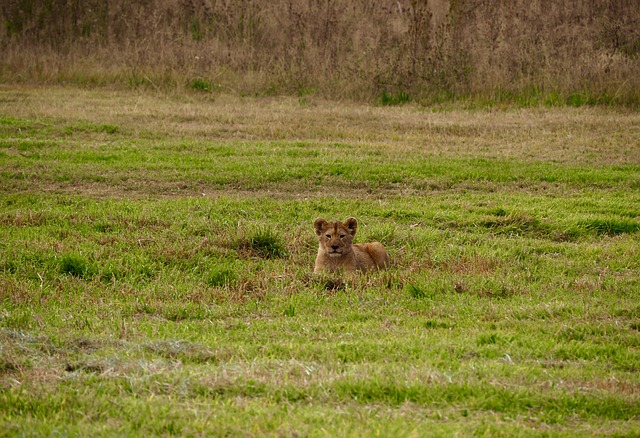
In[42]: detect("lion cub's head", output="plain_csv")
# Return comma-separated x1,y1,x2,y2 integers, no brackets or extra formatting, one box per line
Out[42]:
313,217,358,258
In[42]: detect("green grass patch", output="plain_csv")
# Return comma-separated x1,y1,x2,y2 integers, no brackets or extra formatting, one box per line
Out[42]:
58,253,95,278
190,78,220,93
379,89,411,106
206,262,239,287
236,228,288,259
579,217,640,236
0,87,639,436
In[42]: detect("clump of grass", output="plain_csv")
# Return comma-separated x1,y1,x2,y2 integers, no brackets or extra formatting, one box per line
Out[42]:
580,218,640,236
191,78,213,92
480,211,547,236
191,78,222,93
283,304,295,317
309,273,346,292
240,229,288,259
99,124,118,134
405,283,428,299
206,264,237,287
477,332,503,346
404,278,452,299
59,253,93,278
379,90,410,106
100,262,129,283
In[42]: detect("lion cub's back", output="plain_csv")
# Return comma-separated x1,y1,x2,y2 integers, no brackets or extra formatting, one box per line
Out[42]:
353,242,390,271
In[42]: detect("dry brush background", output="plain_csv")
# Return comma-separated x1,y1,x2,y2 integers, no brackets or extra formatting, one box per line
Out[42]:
1,0,639,104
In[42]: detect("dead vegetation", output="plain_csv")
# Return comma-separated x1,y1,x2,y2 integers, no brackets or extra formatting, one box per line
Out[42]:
1,0,638,104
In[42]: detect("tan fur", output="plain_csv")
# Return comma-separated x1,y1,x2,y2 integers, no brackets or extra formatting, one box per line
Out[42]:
313,217,390,273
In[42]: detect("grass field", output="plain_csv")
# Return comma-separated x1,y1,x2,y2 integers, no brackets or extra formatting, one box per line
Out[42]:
1,85,639,436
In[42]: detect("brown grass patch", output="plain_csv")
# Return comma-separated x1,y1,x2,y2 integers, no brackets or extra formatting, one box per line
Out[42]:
441,255,499,275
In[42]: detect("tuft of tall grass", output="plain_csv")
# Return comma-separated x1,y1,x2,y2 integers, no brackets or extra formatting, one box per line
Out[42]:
206,264,238,287
224,226,289,260
244,229,288,259
59,253,94,279
379,90,411,106
580,218,640,236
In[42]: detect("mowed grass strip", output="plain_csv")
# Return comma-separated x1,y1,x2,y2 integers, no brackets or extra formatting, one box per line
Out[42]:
1,87,639,435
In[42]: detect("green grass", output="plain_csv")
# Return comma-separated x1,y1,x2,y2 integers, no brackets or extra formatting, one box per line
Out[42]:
0,86,639,436
59,252,94,278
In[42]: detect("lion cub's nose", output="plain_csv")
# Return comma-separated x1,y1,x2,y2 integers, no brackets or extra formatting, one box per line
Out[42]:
331,244,340,250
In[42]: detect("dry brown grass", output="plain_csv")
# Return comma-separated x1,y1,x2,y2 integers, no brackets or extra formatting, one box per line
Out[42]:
1,0,638,104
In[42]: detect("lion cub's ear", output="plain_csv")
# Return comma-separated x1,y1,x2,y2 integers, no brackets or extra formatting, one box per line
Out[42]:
343,217,358,236
314,218,329,236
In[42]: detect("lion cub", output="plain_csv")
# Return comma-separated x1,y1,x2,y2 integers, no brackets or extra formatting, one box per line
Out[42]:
313,217,390,273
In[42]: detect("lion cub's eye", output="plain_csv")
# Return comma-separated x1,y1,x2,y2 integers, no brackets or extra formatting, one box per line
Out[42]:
325,234,332,239
339,234,346,239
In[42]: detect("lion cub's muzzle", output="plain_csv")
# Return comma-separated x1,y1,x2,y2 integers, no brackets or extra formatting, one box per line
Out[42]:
328,244,343,257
